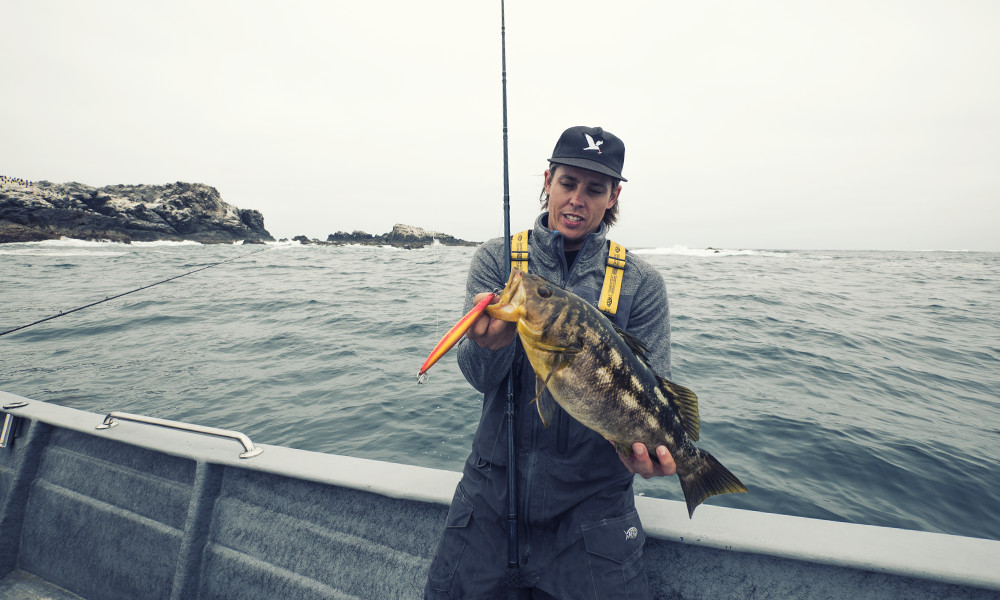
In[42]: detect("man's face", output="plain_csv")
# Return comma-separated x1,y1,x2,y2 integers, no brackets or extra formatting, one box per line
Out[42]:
544,164,620,251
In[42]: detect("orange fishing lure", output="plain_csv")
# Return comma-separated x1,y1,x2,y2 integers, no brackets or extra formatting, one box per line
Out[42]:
417,293,496,382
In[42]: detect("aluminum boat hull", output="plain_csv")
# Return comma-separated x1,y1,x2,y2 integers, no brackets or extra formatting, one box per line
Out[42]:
1,392,997,600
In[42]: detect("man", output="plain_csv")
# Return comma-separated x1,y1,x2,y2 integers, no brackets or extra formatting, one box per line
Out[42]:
425,126,674,599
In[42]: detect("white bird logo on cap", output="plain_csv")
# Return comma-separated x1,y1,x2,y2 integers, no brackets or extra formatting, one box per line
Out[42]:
583,133,603,154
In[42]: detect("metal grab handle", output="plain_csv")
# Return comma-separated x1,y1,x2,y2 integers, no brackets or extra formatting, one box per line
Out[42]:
0,413,18,448
96,411,263,458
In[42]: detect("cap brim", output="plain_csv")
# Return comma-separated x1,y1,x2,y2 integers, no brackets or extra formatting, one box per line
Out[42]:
549,157,627,182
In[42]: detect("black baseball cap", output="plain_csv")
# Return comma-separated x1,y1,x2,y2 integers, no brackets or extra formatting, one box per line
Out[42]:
548,125,627,182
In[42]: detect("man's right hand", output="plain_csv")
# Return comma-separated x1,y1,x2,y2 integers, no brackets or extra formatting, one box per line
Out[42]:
465,292,517,350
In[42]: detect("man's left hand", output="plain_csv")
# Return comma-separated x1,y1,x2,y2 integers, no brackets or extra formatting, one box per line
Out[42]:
618,442,676,479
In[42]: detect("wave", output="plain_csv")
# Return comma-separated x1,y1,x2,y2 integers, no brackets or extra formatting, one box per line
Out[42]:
631,246,795,258
0,237,130,257
0,237,260,256
130,240,205,247
26,237,130,248
4,237,206,248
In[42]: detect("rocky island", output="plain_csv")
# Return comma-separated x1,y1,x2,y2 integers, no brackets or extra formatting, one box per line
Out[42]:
1,176,474,248
0,177,273,244
291,224,478,249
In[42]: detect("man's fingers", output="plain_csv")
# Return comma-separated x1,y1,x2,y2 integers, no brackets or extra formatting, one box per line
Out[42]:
654,445,677,476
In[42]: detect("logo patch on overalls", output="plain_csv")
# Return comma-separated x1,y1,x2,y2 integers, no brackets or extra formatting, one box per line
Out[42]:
624,526,639,541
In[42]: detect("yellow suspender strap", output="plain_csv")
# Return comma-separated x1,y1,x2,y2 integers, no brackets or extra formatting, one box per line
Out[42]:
599,240,626,316
510,231,624,316
511,229,530,273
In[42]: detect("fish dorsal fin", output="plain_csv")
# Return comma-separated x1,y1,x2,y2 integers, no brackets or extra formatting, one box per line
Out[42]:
658,377,700,441
613,323,649,362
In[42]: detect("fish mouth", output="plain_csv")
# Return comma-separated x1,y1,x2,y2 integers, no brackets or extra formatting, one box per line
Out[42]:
485,268,525,322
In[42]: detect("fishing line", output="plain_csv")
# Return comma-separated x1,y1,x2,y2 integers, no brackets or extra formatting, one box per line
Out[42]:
0,246,270,338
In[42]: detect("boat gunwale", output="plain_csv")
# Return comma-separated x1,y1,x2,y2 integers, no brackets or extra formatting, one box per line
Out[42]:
2,390,998,592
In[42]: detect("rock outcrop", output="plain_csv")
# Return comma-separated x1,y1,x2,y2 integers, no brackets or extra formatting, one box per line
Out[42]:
291,224,478,249
0,178,273,244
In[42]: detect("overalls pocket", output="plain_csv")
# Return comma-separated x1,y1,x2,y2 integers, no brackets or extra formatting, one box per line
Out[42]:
581,510,649,599
426,485,475,593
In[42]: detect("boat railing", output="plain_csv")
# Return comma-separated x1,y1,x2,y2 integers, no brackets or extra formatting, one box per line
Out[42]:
95,410,263,458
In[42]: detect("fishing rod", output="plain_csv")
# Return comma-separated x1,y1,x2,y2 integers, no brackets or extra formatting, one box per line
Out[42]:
0,246,269,338
501,3,512,256
500,0,520,595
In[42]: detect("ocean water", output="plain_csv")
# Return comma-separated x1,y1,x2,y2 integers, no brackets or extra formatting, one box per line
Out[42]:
2,239,998,541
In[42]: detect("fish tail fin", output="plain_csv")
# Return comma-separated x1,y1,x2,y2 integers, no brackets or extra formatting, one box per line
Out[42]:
677,448,748,518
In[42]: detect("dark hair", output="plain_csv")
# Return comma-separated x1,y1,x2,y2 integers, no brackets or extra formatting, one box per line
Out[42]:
538,163,621,227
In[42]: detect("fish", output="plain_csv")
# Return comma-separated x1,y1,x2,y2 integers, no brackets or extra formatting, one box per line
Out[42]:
485,268,748,517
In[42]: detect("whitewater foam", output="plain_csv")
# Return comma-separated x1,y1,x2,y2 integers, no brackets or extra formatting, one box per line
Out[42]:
631,246,793,258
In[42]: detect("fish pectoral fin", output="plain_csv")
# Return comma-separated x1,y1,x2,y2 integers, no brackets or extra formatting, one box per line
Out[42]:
658,377,700,441
530,354,574,428
534,386,557,428
531,375,556,428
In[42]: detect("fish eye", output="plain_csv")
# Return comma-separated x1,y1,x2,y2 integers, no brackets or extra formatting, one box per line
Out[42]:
537,285,551,298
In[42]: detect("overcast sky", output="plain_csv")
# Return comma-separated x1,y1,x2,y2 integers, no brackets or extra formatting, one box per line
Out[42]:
2,1,997,250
